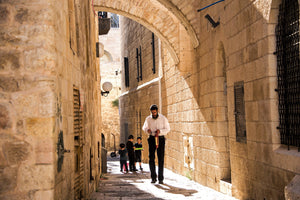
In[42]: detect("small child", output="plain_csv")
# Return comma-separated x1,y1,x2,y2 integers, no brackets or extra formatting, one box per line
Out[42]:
118,143,128,173
126,135,137,171
135,137,143,170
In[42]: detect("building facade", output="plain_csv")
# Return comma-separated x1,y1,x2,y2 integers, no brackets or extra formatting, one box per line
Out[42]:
116,0,300,199
99,12,121,152
0,0,300,200
0,0,102,199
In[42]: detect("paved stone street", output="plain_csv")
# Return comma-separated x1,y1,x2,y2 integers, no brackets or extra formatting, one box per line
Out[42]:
89,157,238,200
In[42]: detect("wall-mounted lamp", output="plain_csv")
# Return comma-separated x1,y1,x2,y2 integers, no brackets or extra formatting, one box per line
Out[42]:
101,81,113,97
205,14,220,28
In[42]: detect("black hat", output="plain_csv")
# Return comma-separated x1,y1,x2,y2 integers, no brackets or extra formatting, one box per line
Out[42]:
150,104,158,110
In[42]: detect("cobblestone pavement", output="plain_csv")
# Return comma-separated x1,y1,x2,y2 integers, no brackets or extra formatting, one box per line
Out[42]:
89,156,238,200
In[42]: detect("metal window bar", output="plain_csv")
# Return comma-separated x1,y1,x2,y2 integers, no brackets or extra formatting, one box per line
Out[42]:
275,0,300,151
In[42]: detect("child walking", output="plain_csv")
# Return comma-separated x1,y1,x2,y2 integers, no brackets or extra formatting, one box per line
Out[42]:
118,143,128,173
126,135,137,171
135,137,143,170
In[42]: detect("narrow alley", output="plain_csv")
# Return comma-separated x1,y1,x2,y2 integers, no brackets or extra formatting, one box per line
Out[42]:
1,0,300,199
90,157,237,200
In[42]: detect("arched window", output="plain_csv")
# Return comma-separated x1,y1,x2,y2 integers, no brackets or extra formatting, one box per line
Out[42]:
275,0,300,151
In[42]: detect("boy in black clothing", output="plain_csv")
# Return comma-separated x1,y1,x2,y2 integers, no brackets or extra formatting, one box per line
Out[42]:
118,143,128,173
126,135,137,171
135,137,143,170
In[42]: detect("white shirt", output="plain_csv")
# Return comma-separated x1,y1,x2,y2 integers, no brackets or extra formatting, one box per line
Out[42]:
142,113,170,136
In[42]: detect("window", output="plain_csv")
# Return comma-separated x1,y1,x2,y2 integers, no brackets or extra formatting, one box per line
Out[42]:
234,81,246,143
124,57,129,87
275,0,300,151
152,33,156,74
136,46,142,82
73,86,83,198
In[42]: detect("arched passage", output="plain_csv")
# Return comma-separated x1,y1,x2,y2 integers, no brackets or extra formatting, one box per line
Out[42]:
93,0,199,71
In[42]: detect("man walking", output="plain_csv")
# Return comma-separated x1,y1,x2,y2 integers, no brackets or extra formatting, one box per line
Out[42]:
142,104,170,184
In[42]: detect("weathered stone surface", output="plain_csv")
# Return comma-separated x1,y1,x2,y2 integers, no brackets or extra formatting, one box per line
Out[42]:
35,152,53,164
12,93,39,117
0,150,7,166
33,190,54,200
0,166,18,193
39,91,55,116
0,6,9,24
25,117,54,137
0,104,10,129
18,165,54,191
16,120,24,135
15,7,28,24
0,77,19,92
0,50,21,70
0,193,31,200
3,140,30,165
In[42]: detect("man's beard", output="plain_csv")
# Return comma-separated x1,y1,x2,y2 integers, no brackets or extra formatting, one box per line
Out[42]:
152,114,159,119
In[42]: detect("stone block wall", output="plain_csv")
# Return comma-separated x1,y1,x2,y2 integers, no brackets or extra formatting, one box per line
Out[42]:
120,16,161,161
1,0,300,199
0,0,102,199
117,0,300,199
99,24,121,152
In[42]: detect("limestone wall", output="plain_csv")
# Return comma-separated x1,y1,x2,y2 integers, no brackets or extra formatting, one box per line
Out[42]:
120,16,161,162
0,0,102,199
1,0,300,199
118,0,300,199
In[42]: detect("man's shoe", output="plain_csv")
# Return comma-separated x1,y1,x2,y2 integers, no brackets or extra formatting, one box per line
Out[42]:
151,179,156,183
159,180,164,184
133,169,138,171
140,167,143,171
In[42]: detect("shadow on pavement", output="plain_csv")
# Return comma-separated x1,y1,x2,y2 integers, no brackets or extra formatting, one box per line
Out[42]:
155,183,198,197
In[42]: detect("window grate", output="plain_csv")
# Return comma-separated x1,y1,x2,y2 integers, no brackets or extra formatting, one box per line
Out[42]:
136,47,143,82
275,0,300,151
73,86,84,199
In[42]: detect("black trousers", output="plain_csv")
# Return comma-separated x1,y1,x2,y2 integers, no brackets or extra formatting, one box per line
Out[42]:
128,154,136,170
120,160,128,172
148,136,165,181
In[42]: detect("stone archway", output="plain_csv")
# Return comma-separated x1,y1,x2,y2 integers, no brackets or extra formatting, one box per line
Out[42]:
93,0,199,72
